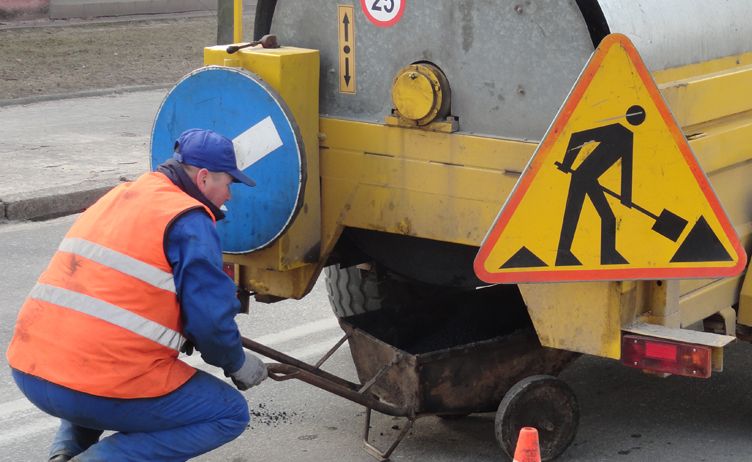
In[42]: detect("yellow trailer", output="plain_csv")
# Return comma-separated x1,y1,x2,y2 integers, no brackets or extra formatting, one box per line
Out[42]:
150,1,752,459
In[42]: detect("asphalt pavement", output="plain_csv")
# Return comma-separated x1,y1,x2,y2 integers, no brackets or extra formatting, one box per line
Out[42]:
0,89,167,221
5,216,752,461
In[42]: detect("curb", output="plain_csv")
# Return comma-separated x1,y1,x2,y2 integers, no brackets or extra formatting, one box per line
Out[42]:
0,178,132,221
0,83,171,108
0,10,217,30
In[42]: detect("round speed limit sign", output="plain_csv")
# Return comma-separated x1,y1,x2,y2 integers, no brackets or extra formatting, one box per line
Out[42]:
360,0,405,27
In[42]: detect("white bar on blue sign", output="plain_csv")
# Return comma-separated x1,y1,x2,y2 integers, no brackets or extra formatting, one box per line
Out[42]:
233,116,284,171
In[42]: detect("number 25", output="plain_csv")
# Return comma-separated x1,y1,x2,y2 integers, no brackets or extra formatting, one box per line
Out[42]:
371,0,395,14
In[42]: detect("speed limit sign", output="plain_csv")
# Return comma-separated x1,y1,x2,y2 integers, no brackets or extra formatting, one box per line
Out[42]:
360,0,405,27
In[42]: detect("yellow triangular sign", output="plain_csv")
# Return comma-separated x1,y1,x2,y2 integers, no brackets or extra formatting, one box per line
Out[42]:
475,34,746,283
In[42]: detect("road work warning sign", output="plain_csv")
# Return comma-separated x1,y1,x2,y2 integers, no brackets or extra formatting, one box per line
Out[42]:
474,33,746,283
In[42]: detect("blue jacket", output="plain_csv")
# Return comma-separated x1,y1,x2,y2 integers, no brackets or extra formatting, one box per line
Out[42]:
166,209,245,375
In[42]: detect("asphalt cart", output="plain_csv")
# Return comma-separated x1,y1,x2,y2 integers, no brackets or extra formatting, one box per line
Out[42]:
242,285,579,461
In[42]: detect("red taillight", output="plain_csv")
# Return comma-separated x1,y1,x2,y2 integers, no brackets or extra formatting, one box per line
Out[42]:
645,342,677,361
621,334,711,378
222,263,235,280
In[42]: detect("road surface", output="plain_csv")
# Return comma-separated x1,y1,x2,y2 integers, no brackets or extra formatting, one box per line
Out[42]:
1,217,751,461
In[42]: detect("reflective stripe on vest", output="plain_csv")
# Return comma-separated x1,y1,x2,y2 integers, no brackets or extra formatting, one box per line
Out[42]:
6,173,211,398
30,283,186,351
58,237,176,293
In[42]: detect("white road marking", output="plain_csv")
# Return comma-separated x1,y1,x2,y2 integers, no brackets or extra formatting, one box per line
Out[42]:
0,396,39,421
233,116,283,171
254,317,340,346
0,417,60,446
0,317,345,447
275,336,349,363
183,317,339,368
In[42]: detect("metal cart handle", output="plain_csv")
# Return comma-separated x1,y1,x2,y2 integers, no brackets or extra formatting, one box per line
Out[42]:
242,335,409,417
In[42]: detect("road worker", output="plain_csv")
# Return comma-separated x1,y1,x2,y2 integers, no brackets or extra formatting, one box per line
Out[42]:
6,128,268,462
555,105,644,266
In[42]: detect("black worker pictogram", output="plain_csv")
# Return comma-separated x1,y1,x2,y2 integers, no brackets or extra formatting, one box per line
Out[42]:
554,105,645,266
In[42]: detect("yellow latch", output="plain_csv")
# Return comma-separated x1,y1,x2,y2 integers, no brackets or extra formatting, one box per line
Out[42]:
391,63,450,126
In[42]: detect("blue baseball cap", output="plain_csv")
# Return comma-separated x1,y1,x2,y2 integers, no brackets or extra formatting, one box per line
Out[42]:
173,128,256,187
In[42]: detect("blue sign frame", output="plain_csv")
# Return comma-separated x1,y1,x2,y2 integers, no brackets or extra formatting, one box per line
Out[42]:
151,66,306,253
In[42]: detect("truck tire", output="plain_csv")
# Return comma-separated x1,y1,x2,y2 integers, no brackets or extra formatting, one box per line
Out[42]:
324,264,449,319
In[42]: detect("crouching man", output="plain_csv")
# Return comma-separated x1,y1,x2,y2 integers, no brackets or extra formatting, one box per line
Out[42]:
7,128,267,461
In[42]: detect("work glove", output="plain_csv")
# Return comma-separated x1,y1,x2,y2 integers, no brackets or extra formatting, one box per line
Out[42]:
229,351,268,391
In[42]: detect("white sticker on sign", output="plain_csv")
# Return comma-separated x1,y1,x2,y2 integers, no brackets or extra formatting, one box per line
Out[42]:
360,0,405,27
233,116,283,171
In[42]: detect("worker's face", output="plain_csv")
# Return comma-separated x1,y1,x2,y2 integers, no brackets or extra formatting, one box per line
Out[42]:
196,168,233,208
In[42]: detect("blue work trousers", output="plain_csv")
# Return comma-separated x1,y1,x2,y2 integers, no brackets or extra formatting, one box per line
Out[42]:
11,369,250,461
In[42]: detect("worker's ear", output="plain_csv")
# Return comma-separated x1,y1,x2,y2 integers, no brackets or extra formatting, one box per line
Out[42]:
195,168,211,193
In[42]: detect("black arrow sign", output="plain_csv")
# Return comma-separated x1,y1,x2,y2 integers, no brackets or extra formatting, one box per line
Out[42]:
344,57,351,87
343,13,350,42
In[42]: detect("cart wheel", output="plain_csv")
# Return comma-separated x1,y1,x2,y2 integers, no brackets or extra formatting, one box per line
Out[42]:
495,375,579,461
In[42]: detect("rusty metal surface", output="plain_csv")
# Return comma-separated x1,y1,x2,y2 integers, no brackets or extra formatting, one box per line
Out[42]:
417,331,578,414
342,321,421,415
341,320,579,416
244,283,578,420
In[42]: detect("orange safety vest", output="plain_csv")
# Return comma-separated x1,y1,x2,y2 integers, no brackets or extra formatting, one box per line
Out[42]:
6,172,215,398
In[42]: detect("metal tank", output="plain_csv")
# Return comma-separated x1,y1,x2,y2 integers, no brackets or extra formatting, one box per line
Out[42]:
272,0,752,139
273,0,594,140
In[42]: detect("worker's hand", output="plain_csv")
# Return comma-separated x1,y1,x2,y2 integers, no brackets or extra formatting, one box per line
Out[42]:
230,352,268,391
554,161,570,173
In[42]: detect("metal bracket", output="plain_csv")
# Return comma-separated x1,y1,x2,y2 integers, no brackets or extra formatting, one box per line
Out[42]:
384,114,459,133
359,354,402,394
314,333,350,368
362,407,415,462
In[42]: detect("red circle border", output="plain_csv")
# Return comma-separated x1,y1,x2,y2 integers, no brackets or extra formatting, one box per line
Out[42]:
360,0,406,27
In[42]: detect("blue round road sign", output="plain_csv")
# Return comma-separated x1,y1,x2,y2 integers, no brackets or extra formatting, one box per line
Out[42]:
151,66,305,253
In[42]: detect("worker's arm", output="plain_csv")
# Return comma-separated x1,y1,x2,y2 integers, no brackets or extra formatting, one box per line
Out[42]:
559,129,596,172
166,208,245,375
559,135,583,172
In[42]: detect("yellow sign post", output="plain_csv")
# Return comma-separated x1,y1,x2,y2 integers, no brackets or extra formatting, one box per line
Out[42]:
475,34,746,283
338,5,356,94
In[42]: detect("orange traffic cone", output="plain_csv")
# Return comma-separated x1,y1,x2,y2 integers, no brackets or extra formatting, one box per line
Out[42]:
513,427,541,462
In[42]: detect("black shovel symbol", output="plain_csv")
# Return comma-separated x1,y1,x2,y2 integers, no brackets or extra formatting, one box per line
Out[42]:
554,161,688,241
